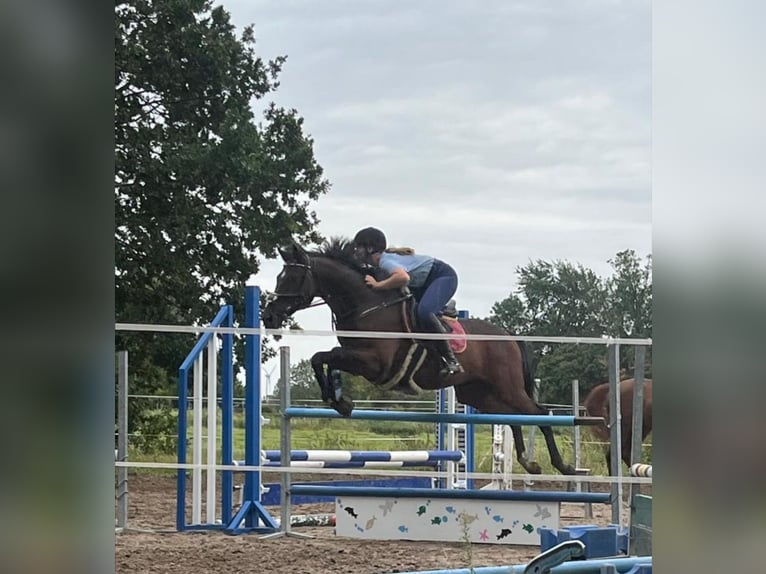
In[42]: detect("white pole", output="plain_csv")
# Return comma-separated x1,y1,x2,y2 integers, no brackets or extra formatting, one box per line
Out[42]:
502,425,513,490
206,340,218,524
116,351,129,530
572,379,581,486
608,344,623,525
446,387,456,489
192,353,203,525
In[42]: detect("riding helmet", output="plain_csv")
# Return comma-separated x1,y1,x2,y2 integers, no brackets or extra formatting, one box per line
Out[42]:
353,227,387,253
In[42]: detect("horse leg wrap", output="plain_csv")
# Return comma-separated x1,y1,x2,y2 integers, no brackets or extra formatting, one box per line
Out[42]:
330,369,343,402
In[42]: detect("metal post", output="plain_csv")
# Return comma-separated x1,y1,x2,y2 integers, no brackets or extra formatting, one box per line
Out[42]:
524,378,541,490
572,378,592,519
631,347,646,466
572,379,581,477
261,346,312,540
630,346,646,503
116,351,128,530
608,344,623,525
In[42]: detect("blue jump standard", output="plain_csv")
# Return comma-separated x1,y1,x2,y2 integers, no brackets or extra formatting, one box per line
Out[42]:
284,407,602,427
289,485,610,504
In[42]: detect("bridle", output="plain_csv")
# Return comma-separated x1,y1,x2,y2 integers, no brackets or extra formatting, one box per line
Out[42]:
271,261,325,313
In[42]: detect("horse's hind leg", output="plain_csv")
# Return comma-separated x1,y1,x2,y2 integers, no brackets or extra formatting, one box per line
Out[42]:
539,425,576,475
510,425,542,474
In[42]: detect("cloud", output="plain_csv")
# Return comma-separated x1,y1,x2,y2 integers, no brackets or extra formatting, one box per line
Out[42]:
226,0,651,376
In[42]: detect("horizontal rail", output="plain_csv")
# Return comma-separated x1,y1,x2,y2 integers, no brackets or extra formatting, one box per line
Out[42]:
284,407,603,427
290,485,611,504
113,461,653,485
260,461,441,469
261,449,463,463
116,322,652,346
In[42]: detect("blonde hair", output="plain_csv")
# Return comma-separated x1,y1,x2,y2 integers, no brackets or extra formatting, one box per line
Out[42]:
385,247,415,255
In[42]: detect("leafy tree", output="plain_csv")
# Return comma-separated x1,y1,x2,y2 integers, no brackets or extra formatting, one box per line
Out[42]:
488,254,651,404
604,250,652,376
115,0,329,402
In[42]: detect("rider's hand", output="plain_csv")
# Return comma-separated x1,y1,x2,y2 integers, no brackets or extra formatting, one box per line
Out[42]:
364,275,378,288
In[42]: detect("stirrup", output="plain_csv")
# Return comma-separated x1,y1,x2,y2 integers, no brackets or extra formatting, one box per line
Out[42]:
440,360,463,377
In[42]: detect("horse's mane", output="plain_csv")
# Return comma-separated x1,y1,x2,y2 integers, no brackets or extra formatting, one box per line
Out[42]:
309,237,369,275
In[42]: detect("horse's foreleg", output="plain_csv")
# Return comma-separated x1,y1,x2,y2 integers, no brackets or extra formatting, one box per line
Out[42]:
310,348,385,417
310,353,332,402
510,425,542,474
539,426,576,475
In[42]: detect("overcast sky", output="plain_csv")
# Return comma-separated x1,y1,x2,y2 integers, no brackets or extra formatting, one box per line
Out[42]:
221,0,651,393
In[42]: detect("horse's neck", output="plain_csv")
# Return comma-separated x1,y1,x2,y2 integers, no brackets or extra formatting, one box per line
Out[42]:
312,257,378,318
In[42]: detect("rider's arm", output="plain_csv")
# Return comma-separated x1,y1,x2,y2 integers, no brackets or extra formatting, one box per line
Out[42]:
366,267,409,290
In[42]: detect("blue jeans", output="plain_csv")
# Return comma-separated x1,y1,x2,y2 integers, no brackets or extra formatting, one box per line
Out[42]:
414,260,458,326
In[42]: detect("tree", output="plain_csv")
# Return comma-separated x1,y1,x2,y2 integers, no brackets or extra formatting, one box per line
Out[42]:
115,0,329,397
114,1,330,450
605,250,652,338
604,250,652,376
488,254,651,405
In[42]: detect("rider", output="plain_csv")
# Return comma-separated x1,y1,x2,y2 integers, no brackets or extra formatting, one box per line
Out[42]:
352,227,463,376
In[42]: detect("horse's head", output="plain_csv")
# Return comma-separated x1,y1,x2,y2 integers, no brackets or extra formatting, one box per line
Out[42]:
262,241,317,329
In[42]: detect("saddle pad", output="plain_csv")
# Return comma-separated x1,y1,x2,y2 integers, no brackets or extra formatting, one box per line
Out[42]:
442,317,468,354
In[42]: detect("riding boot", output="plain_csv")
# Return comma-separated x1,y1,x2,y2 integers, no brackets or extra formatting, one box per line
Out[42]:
425,313,463,376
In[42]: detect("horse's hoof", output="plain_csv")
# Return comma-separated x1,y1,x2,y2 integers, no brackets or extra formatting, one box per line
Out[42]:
560,464,577,476
331,398,354,417
526,462,543,474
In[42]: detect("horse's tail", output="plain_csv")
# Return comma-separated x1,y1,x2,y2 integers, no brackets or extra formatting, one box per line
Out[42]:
517,340,537,402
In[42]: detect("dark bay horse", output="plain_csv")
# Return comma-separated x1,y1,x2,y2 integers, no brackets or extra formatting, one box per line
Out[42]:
261,238,577,475
583,378,653,472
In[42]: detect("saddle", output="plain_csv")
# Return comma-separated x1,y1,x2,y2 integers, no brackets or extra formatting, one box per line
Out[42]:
403,291,467,354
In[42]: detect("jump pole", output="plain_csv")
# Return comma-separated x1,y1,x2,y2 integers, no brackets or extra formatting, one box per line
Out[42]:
285,408,602,426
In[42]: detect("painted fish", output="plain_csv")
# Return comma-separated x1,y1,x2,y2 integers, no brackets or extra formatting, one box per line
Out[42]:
496,528,513,540
417,506,427,516
522,523,534,534
398,525,409,533
492,515,503,523
344,507,358,519
365,516,377,530
445,506,456,514
378,500,396,516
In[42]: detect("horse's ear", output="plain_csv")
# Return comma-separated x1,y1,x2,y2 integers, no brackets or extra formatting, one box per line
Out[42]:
278,240,308,263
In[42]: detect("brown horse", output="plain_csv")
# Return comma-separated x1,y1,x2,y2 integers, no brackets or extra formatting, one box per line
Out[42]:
262,238,577,475
583,378,653,472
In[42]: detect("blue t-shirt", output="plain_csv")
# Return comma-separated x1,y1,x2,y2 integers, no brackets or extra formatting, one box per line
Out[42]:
378,252,434,289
